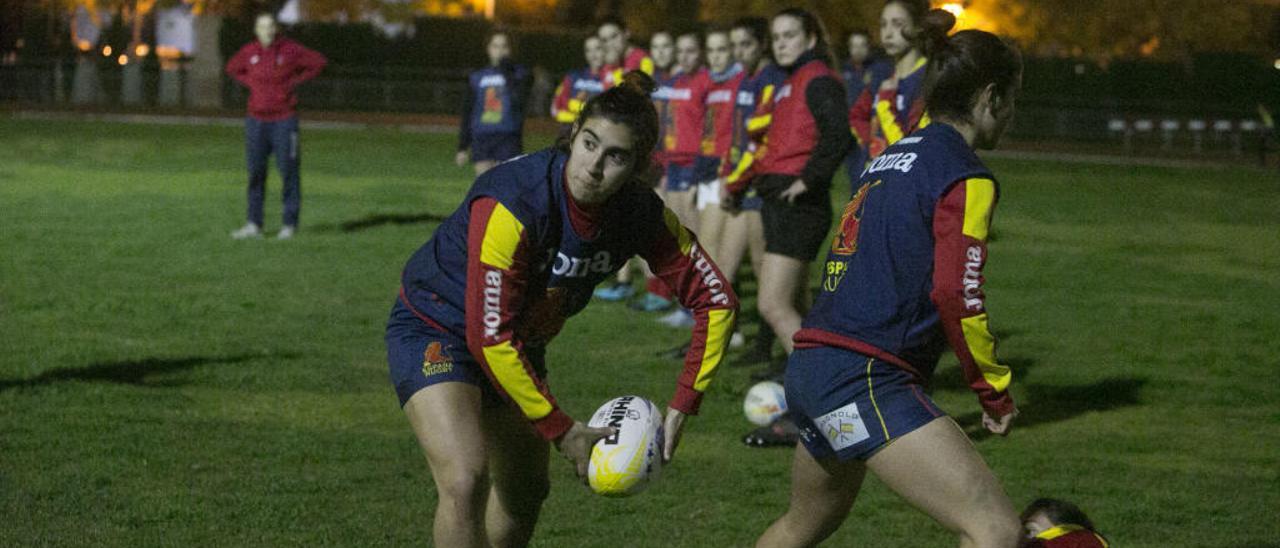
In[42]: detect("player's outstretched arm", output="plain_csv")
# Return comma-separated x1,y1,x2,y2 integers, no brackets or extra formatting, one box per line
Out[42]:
929,178,1016,433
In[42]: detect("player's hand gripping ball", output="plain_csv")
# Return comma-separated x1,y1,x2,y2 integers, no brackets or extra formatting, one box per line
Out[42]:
586,396,664,497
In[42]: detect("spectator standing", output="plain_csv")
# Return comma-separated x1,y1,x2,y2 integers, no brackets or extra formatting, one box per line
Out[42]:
225,12,326,240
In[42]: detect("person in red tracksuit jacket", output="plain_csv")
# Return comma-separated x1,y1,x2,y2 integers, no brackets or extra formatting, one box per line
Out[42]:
225,12,326,241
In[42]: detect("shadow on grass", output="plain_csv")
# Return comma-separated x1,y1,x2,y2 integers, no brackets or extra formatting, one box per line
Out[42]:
0,354,285,391
931,356,1040,392
314,212,448,233
1215,542,1280,548
957,376,1148,442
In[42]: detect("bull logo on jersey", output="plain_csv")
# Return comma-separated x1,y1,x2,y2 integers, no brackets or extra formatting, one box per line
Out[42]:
482,87,504,124
422,342,454,377
831,179,882,256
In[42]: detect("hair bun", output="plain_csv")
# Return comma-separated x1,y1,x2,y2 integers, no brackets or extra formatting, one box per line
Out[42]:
619,70,657,96
923,8,957,36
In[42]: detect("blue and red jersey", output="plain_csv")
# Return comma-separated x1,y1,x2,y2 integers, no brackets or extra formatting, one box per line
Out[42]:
459,61,531,151
397,149,738,439
720,63,786,185
551,67,605,125
224,38,327,121
700,66,744,161
795,122,1015,418
601,47,656,88
1024,525,1109,548
850,57,930,160
840,57,893,110
654,68,711,168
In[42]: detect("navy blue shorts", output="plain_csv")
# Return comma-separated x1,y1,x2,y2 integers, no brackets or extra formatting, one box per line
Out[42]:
385,298,545,407
694,156,721,183
785,346,945,461
470,132,523,163
665,162,697,192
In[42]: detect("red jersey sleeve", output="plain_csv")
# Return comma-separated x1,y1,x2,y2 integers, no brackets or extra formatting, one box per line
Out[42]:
465,197,575,440
640,207,739,414
287,43,327,89
849,86,874,149
930,179,1015,418
224,44,252,86
551,75,575,123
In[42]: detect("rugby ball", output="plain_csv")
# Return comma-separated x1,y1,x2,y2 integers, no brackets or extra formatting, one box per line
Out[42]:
586,395,664,497
743,381,787,426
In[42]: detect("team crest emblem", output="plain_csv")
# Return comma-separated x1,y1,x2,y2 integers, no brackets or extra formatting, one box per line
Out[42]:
831,179,882,256
422,342,454,376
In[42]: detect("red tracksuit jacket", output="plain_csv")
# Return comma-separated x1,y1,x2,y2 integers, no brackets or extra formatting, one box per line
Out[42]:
225,38,327,121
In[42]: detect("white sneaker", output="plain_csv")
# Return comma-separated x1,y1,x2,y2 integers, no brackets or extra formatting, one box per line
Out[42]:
657,309,695,329
277,225,296,240
231,223,263,239
730,331,746,349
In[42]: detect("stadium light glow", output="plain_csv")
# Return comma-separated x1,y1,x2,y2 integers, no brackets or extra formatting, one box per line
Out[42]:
76,39,91,52
117,54,128,66
1274,58,1280,70
135,44,150,57
940,2,965,17
102,45,113,57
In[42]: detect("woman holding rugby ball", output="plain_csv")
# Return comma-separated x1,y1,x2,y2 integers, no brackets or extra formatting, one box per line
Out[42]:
756,21,1025,548
388,71,737,548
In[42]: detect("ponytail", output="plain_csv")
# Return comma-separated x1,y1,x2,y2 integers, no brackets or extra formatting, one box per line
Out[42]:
923,29,1022,124
563,70,660,164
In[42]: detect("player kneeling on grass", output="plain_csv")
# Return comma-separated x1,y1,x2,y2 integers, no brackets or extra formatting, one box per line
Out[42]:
755,23,1025,548
386,71,738,548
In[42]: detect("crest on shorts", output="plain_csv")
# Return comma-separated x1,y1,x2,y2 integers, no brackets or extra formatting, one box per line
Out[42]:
814,402,871,451
422,342,454,376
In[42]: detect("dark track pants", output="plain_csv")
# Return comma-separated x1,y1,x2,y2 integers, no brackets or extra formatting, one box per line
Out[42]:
245,116,301,227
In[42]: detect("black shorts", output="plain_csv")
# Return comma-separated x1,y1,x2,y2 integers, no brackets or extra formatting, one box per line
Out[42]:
757,175,832,261
470,132,523,163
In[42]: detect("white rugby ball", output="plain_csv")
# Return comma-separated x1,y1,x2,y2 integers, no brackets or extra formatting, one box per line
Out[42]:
743,381,787,426
586,395,664,497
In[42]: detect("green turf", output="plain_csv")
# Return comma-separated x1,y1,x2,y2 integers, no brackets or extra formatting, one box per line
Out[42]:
1,118,1278,547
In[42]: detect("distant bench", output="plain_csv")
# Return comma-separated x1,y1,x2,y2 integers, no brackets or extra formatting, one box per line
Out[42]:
1108,117,1274,163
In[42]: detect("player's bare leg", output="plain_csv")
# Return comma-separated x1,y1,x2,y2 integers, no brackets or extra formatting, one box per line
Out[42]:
757,252,807,354
483,401,551,547
755,444,865,547
404,383,490,548
867,417,1021,548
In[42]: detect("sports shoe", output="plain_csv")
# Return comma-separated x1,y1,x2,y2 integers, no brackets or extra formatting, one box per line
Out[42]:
657,308,694,328
277,225,296,240
628,292,673,312
729,331,746,349
742,414,801,447
593,282,636,302
231,223,263,240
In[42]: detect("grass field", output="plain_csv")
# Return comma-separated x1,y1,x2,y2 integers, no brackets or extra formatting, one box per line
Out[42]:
2,117,1278,547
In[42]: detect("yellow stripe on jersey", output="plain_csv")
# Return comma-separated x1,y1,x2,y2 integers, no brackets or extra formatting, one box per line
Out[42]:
726,150,755,184
961,178,996,240
875,98,904,144
746,114,772,133
479,202,525,269
661,208,694,255
693,308,735,392
760,84,775,105
1036,524,1086,541
640,57,655,76
960,313,1011,392
555,110,578,123
919,110,931,129
482,341,555,420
